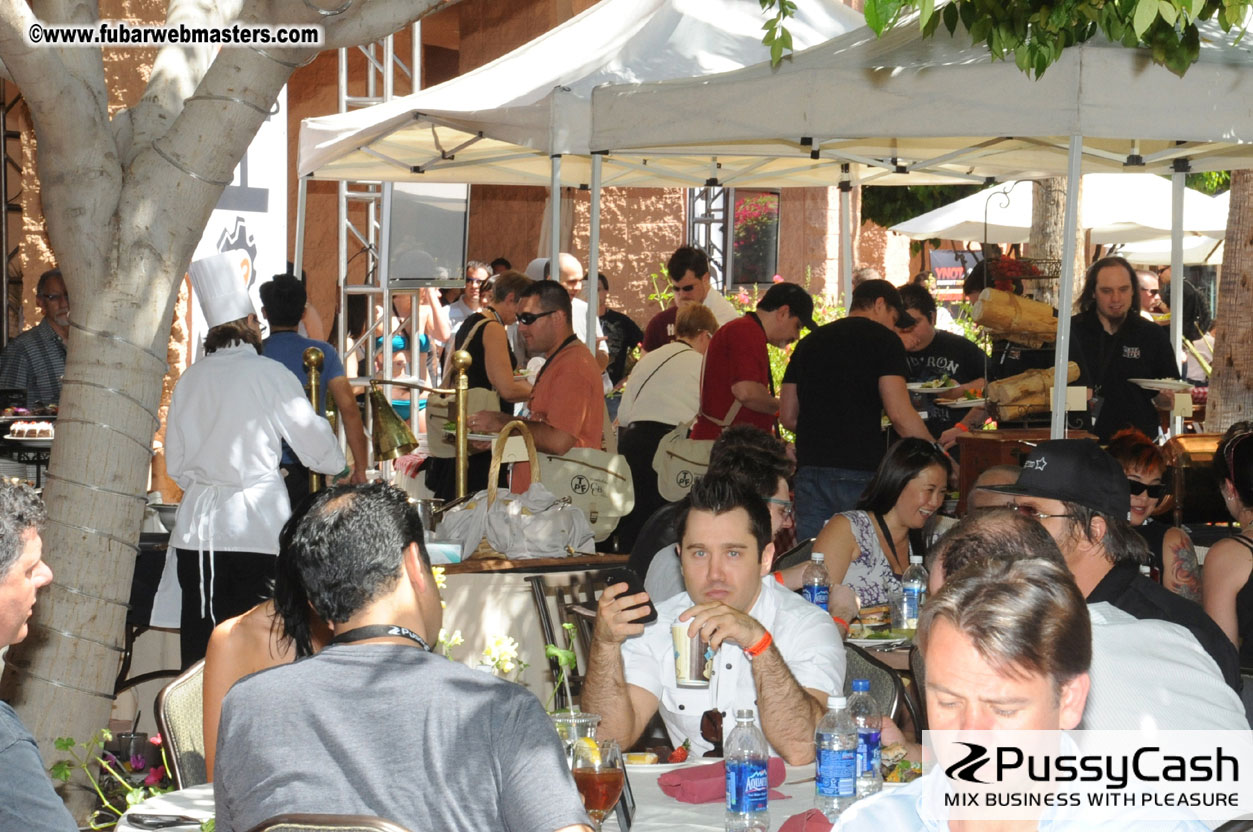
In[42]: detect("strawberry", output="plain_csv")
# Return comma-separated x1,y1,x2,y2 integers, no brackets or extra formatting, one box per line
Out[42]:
668,739,691,763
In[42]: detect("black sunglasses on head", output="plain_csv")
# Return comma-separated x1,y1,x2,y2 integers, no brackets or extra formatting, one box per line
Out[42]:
517,310,558,326
1127,479,1167,499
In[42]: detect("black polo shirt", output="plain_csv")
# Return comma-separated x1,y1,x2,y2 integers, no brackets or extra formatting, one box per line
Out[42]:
1071,309,1179,441
906,329,987,436
1087,562,1241,693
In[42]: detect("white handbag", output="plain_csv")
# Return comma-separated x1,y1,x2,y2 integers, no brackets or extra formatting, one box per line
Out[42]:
652,420,714,502
438,421,595,560
539,407,635,543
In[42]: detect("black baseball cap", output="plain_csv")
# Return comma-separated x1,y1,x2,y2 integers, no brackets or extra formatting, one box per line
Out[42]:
758,282,817,331
981,439,1131,519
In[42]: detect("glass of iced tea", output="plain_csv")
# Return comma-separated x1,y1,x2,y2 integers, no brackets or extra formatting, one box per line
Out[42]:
571,738,625,831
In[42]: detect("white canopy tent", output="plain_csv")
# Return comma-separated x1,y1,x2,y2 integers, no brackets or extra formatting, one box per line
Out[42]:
295,0,865,352
891,174,1229,244
590,16,1253,436
1116,235,1225,266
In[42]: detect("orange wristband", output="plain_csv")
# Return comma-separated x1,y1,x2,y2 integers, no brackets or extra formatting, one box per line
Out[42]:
955,422,970,432
831,616,849,633
744,631,773,658
773,571,785,584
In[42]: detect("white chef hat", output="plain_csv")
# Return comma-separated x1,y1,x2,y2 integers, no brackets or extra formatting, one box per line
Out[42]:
189,252,255,328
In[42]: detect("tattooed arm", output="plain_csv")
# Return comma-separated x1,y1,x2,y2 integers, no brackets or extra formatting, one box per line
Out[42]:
1162,527,1202,603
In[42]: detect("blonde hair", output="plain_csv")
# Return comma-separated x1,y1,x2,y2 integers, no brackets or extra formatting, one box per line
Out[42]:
676,303,717,339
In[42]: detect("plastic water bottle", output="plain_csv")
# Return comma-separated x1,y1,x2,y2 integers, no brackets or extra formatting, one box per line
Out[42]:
801,552,830,611
815,695,858,820
900,554,928,634
849,679,883,797
724,709,769,832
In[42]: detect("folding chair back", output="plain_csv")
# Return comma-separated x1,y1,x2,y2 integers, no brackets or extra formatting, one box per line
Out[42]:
154,659,207,789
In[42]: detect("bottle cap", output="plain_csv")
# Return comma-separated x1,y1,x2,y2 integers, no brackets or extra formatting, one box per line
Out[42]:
735,708,755,721
1139,564,1151,576
828,695,847,710
910,554,923,564
812,552,825,563
851,678,870,692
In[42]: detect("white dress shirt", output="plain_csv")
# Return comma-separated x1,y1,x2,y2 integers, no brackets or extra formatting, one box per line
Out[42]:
704,288,740,327
1082,602,1249,730
165,344,346,556
616,341,702,428
622,576,844,756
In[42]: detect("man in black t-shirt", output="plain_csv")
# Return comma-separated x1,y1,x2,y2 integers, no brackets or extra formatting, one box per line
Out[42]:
596,274,643,388
1070,257,1179,442
780,280,935,541
899,284,988,448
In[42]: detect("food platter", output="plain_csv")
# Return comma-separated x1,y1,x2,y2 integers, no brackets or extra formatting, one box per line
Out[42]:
1128,378,1194,393
6,436,52,449
907,382,959,394
940,397,986,409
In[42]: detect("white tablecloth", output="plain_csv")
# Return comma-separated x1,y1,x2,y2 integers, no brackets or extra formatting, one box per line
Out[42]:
117,764,826,831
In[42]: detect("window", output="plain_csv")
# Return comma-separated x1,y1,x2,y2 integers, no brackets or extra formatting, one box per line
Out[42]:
730,190,780,286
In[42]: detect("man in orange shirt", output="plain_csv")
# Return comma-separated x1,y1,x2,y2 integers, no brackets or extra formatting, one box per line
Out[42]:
473,281,604,490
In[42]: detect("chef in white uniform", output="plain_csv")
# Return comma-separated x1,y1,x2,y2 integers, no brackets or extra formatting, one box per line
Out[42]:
166,253,346,667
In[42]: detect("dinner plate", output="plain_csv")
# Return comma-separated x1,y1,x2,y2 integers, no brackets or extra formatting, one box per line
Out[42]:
1128,378,1193,393
625,760,693,774
442,427,497,442
5,435,52,448
848,637,910,650
940,397,986,409
907,383,959,394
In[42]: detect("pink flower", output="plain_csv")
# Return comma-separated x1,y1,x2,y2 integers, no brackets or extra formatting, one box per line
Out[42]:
736,291,750,305
144,765,166,786
129,754,146,771
149,734,163,746
771,274,783,283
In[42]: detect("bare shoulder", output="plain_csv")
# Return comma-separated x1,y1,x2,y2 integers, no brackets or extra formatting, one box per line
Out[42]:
206,600,293,677
1202,537,1253,578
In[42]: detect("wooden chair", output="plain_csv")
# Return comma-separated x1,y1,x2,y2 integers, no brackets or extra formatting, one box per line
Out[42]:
245,815,413,832
154,659,207,789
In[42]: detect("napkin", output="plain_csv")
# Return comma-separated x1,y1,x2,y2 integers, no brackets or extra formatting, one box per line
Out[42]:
779,808,837,831
658,757,789,804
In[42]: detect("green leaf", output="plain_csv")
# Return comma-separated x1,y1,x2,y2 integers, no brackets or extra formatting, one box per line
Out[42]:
864,0,885,34
50,761,72,782
770,36,784,65
1133,0,1160,37
969,16,993,42
960,1,977,29
126,789,147,807
1158,0,1179,25
922,8,942,36
780,27,793,50
919,0,936,30
943,2,959,34
54,737,77,751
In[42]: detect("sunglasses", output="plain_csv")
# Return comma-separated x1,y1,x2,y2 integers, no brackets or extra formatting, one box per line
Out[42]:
700,708,723,758
517,310,557,326
764,497,794,520
1127,479,1167,499
1008,503,1073,522
673,283,701,294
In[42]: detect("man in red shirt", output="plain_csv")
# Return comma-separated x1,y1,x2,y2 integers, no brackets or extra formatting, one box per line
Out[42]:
691,282,815,441
641,245,739,352
474,281,604,491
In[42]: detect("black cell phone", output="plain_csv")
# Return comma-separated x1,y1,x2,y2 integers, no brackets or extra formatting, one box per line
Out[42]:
602,567,658,624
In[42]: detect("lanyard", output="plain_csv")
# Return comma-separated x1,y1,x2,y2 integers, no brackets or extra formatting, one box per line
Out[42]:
330,624,431,651
873,512,907,577
533,333,580,389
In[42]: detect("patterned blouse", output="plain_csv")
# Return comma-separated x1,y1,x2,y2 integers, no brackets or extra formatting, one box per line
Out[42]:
838,510,908,608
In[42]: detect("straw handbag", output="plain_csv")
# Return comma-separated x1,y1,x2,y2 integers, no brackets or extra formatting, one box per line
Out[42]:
439,420,595,560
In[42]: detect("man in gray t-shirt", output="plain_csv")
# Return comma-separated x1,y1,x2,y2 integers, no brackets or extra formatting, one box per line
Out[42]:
213,484,590,832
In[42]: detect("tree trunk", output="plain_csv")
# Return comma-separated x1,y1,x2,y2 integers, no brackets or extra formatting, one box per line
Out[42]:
1205,169,1253,431
0,0,455,818
1027,177,1085,309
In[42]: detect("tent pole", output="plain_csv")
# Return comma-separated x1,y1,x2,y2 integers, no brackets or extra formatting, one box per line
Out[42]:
294,176,308,279
839,164,852,305
550,155,562,280
588,154,603,345
1170,163,1187,436
1051,136,1083,439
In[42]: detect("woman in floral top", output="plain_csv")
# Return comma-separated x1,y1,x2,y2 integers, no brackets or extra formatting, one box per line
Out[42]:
812,439,951,607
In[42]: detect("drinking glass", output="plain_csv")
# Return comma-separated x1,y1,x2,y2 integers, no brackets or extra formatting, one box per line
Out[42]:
550,710,601,767
571,738,625,831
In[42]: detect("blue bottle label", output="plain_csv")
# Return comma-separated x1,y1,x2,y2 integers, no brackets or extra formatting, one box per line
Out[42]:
856,729,881,775
903,585,924,623
801,584,829,611
726,760,769,812
816,743,856,798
